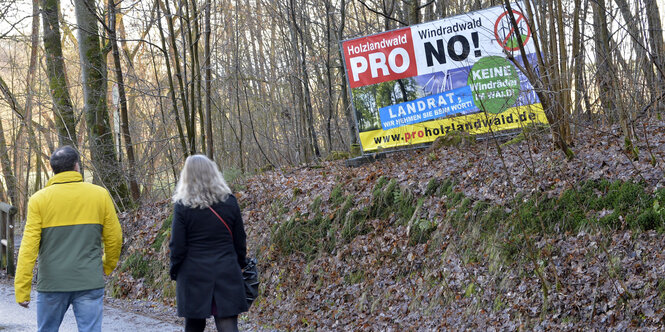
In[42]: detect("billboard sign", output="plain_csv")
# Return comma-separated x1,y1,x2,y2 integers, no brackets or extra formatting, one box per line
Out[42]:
342,2,548,152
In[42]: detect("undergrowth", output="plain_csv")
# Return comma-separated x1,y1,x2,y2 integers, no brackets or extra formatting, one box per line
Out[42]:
108,215,173,300
152,215,172,250
271,177,428,259
113,176,665,309
270,177,665,264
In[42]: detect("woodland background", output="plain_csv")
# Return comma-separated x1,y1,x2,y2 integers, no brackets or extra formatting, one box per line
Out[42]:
2,0,665,329
0,0,663,217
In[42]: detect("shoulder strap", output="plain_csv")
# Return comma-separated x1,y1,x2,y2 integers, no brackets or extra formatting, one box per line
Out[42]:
208,206,233,239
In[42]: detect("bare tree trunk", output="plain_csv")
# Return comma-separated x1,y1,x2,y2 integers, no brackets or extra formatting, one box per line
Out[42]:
0,76,20,206
324,0,334,153
25,0,39,126
590,0,633,148
17,0,43,213
591,0,616,119
74,0,132,208
336,0,358,147
148,32,179,179
162,0,193,155
614,0,656,99
41,0,77,147
571,0,582,121
188,0,204,154
108,0,141,201
424,0,434,21
436,0,446,18
572,0,590,124
407,0,421,24
554,0,571,143
204,0,214,159
243,86,274,167
182,0,199,153
383,0,397,30
234,2,245,172
290,0,321,160
645,0,665,95
156,0,189,156
504,0,573,159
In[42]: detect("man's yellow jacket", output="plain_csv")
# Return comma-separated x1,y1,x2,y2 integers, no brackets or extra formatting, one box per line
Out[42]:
14,171,122,303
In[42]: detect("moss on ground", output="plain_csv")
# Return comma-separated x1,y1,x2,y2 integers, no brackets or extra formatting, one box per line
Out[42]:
114,176,665,303
151,214,172,250
268,177,665,264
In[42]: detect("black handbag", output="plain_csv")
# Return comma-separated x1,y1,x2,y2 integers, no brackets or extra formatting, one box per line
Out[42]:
243,258,259,307
209,207,260,308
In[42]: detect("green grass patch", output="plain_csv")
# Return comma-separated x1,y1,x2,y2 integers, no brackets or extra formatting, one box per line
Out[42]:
271,176,424,262
325,151,350,161
120,252,159,282
272,215,313,259
367,178,418,223
409,217,437,245
426,179,665,275
344,270,365,284
330,184,345,205
515,180,658,233
341,207,370,242
272,196,337,260
657,279,665,302
151,214,172,250
270,177,665,267
223,167,247,192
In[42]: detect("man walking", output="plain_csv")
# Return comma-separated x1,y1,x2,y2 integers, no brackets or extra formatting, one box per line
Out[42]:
14,146,123,332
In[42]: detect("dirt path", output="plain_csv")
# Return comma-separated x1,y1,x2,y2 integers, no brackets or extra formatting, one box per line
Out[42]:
1,277,268,331
0,281,182,331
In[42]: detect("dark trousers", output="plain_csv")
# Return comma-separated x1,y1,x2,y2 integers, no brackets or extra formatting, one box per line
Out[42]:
184,316,239,332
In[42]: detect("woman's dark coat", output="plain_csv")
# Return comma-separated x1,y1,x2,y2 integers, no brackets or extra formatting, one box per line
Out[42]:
169,194,248,318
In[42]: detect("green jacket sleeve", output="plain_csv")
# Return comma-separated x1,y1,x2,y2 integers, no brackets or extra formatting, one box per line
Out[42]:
101,192,122,275
14,198,42,303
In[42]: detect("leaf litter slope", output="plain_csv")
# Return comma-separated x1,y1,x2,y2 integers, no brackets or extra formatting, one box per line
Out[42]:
118,116,665,330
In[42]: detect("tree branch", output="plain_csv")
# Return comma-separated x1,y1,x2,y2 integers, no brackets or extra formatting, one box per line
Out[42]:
418,0,436,10
356,0,408,27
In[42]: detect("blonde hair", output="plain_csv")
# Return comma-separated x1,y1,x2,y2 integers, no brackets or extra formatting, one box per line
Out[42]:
172,155,232,208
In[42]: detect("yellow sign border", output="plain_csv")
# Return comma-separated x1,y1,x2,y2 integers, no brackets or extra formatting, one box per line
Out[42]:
359,103,548,152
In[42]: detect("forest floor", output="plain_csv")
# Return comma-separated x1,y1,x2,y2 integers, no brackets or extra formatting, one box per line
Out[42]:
111,115,665,330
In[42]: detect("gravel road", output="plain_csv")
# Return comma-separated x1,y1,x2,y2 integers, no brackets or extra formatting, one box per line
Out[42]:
0,281,181,331
1,234,265,332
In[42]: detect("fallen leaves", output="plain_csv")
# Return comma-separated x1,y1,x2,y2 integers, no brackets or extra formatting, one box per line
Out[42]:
108,116,665,330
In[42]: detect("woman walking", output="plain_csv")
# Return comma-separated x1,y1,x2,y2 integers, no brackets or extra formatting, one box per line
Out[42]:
170,155,248,332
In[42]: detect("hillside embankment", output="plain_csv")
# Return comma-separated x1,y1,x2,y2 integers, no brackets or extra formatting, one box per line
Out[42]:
111,117,665,330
